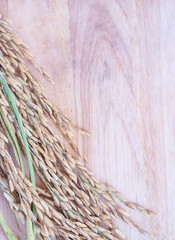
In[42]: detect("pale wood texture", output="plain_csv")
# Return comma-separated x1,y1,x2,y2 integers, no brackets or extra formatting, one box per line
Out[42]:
0,0,174,239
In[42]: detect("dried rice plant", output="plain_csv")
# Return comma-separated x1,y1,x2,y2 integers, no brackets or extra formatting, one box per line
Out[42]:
0,14,155,240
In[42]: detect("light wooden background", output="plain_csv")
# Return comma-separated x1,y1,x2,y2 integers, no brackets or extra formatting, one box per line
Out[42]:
0,0,174,239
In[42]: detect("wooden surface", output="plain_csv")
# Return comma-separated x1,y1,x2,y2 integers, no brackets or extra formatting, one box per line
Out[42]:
0,0,174,239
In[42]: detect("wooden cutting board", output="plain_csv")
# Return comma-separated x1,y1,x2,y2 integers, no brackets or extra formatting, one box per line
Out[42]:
0,0,174,239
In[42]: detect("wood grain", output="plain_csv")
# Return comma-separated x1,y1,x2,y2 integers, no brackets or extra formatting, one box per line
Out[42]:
0,0,174,239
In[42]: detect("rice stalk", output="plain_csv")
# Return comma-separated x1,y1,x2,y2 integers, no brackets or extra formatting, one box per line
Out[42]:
0,73,36,239
0,211,19,240
0,68,153,238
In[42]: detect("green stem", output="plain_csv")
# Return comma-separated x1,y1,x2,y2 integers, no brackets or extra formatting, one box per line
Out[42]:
0,73,36,190
0,72,36,239
0,211,19,240
0,110,34,240
0,110,25,173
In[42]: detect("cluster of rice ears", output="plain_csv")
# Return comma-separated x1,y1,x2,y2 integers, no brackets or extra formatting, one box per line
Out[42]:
0,14,155,240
